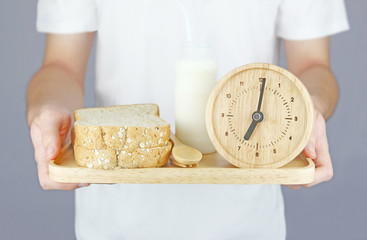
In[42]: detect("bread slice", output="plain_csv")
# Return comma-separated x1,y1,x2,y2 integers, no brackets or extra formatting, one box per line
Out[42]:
73,104,170,150
73,142,172,169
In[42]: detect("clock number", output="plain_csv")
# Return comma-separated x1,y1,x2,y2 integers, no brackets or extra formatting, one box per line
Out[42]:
221,113,224,117
226,94,231,98
294,116,298,121
240,81,244,86
289,136,292,141
273,149,277,154
278,83,281,88
291,97,294,102
225,131,228,136
238,146,241,151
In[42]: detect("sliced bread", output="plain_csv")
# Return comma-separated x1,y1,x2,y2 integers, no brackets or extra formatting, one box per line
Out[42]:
73,104,170,149
72,104,172,169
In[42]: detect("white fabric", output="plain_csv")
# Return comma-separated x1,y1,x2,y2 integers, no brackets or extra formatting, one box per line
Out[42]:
37,0,349,239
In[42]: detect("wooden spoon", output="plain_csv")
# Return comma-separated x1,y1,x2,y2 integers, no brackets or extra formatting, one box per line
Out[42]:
170,133,202,168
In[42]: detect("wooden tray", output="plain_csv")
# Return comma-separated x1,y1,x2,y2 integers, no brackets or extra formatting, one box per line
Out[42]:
49,145,314,184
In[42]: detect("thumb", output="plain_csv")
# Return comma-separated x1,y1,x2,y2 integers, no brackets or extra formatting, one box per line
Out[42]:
303,135,316,159
40,114,64,160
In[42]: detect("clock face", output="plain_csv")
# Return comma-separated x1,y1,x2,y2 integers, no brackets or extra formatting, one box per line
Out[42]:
206,63,314,168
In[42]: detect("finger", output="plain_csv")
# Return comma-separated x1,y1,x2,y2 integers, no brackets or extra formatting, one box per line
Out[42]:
39,169,90,190
303,148,332,188
30,121,45,163
38,150,90,190
302,131,332,188
303,133,317,159
59,115,72,146
39,173,90,190
31,122,88,190
284,184,301,190
39,111,64,159
36,149,81,190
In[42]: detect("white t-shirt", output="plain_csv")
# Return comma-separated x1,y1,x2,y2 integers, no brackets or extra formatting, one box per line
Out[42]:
37,1,348,239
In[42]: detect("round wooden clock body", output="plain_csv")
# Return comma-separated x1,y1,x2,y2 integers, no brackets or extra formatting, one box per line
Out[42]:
206,63,314,168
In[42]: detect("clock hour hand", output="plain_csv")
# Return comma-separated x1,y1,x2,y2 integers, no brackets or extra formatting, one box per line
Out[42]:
244,112,263,140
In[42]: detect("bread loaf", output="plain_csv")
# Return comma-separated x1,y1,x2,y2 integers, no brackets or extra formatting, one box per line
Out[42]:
73,104,170,149
72,104,172,169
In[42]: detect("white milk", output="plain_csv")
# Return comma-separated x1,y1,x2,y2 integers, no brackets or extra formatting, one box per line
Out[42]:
175,43,217,154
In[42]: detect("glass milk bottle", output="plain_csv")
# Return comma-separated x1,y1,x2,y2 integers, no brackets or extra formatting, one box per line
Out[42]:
175,42,217,154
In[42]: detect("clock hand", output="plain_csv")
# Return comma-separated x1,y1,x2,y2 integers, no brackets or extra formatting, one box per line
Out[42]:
257,78,266,112
244,112,263,140
244,78,266,140
244,118,258,140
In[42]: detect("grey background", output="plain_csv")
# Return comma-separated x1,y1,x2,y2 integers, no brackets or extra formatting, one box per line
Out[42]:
0,1,366,239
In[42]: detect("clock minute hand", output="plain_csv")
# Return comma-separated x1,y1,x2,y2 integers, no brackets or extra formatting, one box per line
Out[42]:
244,78,266,140
257,78,266,112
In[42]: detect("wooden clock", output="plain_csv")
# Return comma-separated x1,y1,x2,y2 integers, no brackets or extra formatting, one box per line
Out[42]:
206,63,314,168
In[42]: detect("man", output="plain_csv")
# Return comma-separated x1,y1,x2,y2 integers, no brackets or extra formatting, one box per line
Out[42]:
27,0,348,239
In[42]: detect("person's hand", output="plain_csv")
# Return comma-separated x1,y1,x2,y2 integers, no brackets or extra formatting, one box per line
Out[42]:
29,103,90,190
287,109,333,190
